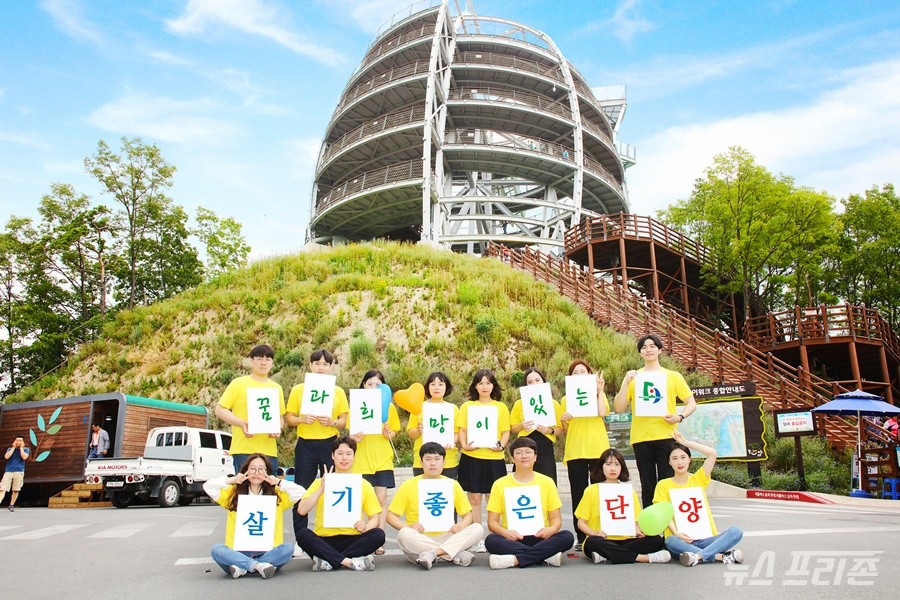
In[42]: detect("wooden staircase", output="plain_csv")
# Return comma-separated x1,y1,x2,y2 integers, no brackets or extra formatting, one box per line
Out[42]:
48,483,112,508
486,243,892,449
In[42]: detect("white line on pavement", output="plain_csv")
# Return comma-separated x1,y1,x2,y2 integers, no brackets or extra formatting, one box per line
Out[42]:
1,524,90,540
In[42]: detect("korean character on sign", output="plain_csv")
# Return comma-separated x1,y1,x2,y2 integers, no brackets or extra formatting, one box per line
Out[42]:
678,497,704,523
360,401,374,421
429,414,450,433
576,387,589,407
529,395,548,416
604,494,628,520
331,486,353,511
512,493,538,519
310,389,330,404
423,491,449,517
475,415,490,430
242,510,268,536
256,395,272,421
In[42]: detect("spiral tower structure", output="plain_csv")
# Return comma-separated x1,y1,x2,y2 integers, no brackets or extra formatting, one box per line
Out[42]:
310,0,634,253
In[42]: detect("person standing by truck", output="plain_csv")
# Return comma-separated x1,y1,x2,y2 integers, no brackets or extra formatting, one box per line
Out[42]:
215,344,286,472
88,423,110,459
1,436,30,511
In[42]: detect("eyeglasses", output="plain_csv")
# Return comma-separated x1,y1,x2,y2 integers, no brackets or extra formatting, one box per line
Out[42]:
246,467,268,473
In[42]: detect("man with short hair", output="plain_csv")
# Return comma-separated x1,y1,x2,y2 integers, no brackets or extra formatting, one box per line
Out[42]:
1,437,30,511
296,436,384,571
88,423,110,459
485,437,574,568
387,442,484,569
215,344,285,472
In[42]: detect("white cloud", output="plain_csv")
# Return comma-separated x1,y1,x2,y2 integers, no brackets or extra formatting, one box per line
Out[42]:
284,136,324,181
0,131,51,150
582,0,655,43
40,0,103,44
165,0,345,66
87,89,237,145
626,58,900,214
146,50,195,67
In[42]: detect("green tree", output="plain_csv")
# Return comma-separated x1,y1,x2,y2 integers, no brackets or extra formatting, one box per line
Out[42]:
195,207,251,277
85,137,202,306
661,146,835,319
0,229,26,395
825,184,900,329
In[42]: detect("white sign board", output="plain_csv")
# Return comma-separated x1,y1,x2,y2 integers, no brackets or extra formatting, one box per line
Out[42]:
519,383,556,428
598,483,636,537
565,375,599,418
422,403,455,447
349,388,383,435
633,373,668,417
417,478,455,532
467,404,498,448
233,494,278,551
670,487,714,540
504,485,543,536
246,388,281,434
300,373,337,417
323,473,363,529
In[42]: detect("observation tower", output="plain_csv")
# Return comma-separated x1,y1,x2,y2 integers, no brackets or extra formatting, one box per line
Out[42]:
309,0,635,253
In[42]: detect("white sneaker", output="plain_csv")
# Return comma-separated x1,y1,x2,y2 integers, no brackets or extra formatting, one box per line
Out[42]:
256,562,276,579
544,552,562,567
589,552,607,564
293,543,304,558
229,565,247,579
416,550,437,570
648,550,671,564
722,549,743,564
312,557,332,572
453,550,474,567
680,552,700,567
351,555,375,571
470,539,487,553
489,554,517,569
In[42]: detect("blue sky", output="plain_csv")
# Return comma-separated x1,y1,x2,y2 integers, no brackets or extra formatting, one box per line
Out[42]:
2,0,899,259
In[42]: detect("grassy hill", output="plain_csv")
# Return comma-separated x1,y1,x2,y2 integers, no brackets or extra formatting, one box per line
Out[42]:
9,241,707,465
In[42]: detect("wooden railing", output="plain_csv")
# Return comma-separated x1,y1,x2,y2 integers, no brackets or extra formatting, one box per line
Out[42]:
486,242,890,449
565,213,712,265
744,303,900,363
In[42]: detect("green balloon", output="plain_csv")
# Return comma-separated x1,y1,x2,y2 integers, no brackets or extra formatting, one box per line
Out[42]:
638,501,674,536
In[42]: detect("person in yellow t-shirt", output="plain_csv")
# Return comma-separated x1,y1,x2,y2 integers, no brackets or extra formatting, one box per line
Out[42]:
484,437,574,569
407,372,460,479
387,442,484,569
286,349,350,537
653,431,744,567
349,369,399,556
215,344,285,472
613,334,697,509
205,454,306,579
559,359,610,546
458,369,510,548
296,436,385,571
576,448,669,565
509,368,563,483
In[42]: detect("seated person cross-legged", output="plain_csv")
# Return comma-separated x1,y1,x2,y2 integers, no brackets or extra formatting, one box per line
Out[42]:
484,437,574,569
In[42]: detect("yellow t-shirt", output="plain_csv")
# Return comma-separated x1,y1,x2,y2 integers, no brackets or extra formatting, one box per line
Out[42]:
652,469,717,538
509,399,562,443
286,382,350,440
303,477,382,537
486,472,562,530
350,403,401,475
459,400,510,460
218,375,285,456
560,395,610,462
388,475,472,536
407,400,460,468
625,368,692,444
218,485,294,548
574,483,642,541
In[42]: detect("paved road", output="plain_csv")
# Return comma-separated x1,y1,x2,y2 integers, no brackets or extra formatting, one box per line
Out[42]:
3,496,897,600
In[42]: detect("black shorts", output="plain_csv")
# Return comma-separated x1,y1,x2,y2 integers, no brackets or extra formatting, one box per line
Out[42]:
458,454,508,493
361,469,396,488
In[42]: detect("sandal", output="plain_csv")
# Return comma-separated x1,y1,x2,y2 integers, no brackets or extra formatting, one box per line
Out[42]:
375,547,386,555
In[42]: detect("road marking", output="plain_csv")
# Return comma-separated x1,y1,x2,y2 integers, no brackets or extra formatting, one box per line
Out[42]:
0,526,21,533
1,524,90,540
88,523,153,538
170,522,218,537
745,525,900,537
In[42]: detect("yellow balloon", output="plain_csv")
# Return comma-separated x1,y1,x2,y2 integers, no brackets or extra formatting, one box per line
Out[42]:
394,382,425,414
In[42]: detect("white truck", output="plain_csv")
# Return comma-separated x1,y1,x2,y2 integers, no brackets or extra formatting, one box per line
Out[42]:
84,426,234,508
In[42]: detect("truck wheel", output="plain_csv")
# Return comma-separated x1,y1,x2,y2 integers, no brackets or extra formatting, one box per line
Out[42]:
157,479,181,508
111,492,135,509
